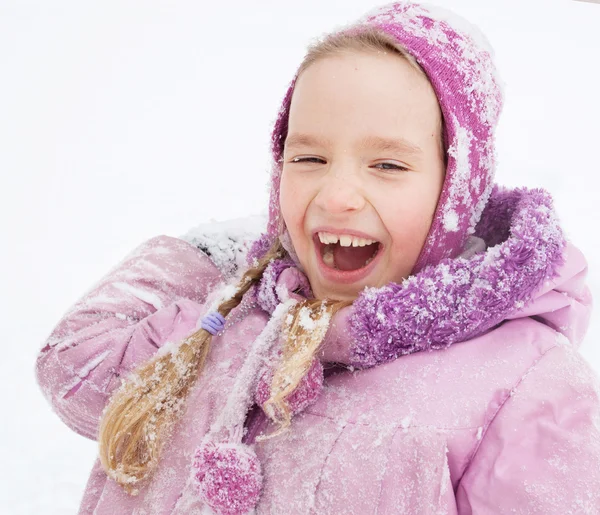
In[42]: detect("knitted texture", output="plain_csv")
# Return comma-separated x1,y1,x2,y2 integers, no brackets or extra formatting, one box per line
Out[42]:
255,257,307,313
247,1,505,274
255,358,324,416
192,441,263,515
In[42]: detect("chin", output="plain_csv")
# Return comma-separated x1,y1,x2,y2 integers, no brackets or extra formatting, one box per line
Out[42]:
310,281,361,302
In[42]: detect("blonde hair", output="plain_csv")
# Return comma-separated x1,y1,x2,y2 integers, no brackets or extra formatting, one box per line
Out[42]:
98,26,442,495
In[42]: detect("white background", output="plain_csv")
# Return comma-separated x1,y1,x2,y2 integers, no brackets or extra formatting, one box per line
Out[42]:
2,0,599,512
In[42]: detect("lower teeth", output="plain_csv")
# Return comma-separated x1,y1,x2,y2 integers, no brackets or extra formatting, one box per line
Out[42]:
323,249,337,269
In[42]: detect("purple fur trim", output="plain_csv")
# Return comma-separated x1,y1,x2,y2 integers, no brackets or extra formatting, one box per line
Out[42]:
246,232,273,268
256,257,297,313
348,185,567,368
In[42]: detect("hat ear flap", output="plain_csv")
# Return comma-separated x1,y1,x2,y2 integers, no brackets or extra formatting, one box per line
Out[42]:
278,228,305,274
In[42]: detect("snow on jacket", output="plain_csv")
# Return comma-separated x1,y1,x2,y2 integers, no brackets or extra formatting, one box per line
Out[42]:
35,186,600,514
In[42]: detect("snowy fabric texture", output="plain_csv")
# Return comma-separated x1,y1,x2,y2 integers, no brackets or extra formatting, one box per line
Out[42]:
255,358,325,417
33,2,600,513
172,3,575,508
253,184,567,369
255,257,313,314
247,0,505,275
35,196,599,513
180,213,266,279
349,184,565,367
192,441,263,515
185,299,297,514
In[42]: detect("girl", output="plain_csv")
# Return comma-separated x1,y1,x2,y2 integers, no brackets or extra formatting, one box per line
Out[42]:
36,2,600,514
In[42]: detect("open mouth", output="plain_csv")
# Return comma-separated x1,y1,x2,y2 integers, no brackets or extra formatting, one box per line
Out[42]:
313,233,382,272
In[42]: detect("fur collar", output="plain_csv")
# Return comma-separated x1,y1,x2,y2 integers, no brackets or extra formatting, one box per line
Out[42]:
254,184,567,369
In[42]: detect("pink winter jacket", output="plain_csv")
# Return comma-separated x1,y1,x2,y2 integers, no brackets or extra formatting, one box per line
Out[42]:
36,227,600,513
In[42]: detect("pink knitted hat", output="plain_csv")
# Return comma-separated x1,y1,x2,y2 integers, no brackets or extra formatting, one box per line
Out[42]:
248,1,504,275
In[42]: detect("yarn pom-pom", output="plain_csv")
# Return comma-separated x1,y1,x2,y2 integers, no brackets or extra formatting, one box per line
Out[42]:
255,358,324,416
192,441,262,515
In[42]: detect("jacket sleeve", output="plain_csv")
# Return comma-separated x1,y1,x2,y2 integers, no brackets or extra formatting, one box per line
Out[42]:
455,342,600,514
35,235,224,441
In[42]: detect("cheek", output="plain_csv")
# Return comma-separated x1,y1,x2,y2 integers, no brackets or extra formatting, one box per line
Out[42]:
381,187,439,251
279,171,306,232
279,172,314,268
279,172,293,224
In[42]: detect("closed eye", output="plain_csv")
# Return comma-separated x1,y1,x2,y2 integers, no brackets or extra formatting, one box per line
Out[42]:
374,163,409,172
290,157,409,172
290,157,324,164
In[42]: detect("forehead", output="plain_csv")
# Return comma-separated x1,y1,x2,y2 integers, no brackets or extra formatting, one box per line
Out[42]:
285,53,442,148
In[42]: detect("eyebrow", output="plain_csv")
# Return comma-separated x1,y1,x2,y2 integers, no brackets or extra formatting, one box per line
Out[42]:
284,133,423,156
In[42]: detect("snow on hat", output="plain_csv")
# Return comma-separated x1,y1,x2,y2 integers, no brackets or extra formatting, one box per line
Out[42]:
247,0,504,276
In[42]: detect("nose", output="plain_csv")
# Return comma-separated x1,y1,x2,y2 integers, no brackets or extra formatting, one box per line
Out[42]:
313,167,366,214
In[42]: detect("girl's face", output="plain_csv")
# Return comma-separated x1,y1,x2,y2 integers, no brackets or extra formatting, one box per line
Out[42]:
279,51,445,301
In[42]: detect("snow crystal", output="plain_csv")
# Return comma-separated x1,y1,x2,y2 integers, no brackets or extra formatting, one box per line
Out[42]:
207,282,238,310
547,454,568,474
481,243,502,267
169,351,196,379
442,209,459,232
84,293,124,306
217,358,232,371
400,415,412,429
275,282,291,303
298,306,316,331
112,281,164,310
257,262,278,312
476,426,483,440
468,172,494,236
155,339,179,359
447,119,474,192
59,349,111,398
417,2,496,56
372,431,385,447
440,444,451,495
195,282,239,331
178,213,266,278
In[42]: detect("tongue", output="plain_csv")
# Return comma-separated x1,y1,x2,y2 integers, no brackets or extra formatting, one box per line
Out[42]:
333,243,378,271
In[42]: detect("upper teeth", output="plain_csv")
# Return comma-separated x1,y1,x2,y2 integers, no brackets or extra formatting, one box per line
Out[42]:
317,232,377,247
